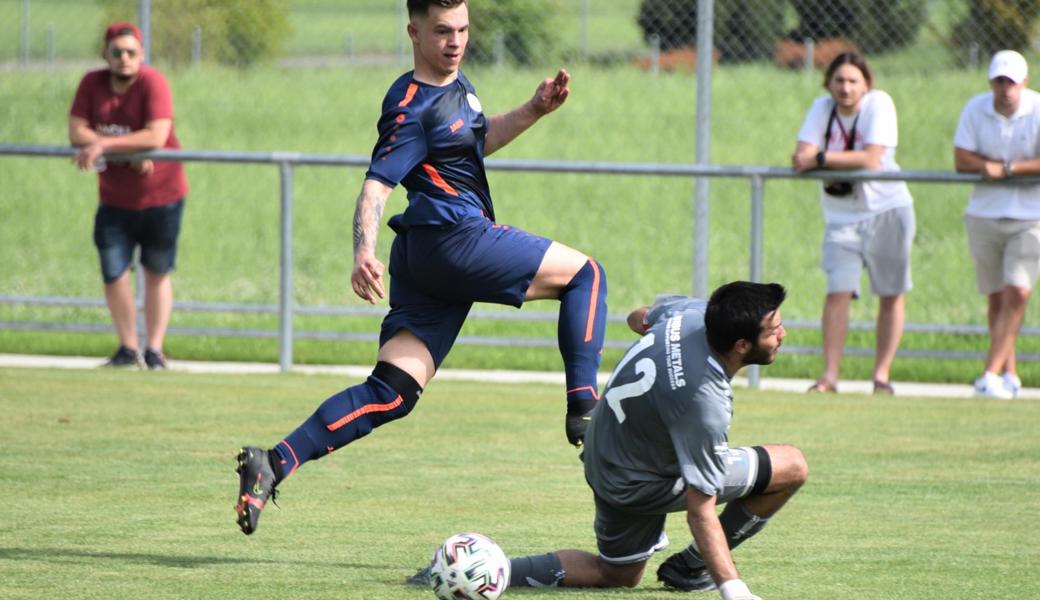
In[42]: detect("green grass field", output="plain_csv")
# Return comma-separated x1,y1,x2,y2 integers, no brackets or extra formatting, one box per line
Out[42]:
1,367,1037,598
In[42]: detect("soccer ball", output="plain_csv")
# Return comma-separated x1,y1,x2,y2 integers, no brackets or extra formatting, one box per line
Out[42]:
429,532,511,600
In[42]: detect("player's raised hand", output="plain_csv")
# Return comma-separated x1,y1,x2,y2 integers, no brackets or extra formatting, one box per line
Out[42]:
530,68,570,116
351,253,385,304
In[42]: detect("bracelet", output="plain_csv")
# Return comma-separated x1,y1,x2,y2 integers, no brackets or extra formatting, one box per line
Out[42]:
815,151,826,168
1004,160,1014,177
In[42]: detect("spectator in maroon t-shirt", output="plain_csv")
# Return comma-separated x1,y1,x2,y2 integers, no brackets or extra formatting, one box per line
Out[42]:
69,22,189,370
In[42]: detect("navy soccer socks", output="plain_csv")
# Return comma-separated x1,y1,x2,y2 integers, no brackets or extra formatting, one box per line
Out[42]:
558,258,607,446
270,361,422,481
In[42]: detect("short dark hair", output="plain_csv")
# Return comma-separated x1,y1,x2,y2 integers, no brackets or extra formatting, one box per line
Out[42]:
705,281,786,354
407,0,466,18
823,52,873,89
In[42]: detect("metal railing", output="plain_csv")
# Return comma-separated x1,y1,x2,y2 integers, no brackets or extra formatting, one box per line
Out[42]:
1,143,1031,385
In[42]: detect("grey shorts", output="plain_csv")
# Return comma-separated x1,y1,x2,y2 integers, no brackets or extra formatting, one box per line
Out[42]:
593,447,766,565
965,215,1040,294
822,205,915,297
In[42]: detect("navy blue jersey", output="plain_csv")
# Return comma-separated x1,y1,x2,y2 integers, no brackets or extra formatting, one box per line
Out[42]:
365,70,494,226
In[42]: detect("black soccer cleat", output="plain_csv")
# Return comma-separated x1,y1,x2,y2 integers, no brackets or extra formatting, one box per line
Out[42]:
656,551,717,592
234,447,279,535
565,398,597,448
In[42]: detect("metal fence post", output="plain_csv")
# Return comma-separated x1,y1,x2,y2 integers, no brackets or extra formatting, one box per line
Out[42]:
693,0,714,298
279,162,294,372
20,0,30,67
192,26,202,66
747,175,765,389
139,0,151,63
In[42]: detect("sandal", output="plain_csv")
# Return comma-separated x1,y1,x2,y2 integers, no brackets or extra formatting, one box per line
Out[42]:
807,379,837,393
873,380,895,395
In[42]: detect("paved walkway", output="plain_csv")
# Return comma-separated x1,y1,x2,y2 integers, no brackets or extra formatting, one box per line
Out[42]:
1,353,1035,400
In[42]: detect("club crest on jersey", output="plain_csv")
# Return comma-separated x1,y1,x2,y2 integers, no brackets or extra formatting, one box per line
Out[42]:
467,93,482,113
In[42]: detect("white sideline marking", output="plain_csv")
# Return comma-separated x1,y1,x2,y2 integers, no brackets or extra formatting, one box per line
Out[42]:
0,353,1036,399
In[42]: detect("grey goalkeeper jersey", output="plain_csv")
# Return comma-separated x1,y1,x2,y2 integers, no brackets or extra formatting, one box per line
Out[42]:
584,295,734,505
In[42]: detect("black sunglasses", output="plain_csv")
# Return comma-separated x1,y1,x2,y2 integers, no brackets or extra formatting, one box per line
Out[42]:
110,48,138,59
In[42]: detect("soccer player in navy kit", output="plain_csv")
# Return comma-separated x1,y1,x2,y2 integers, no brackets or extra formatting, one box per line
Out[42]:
233,0,607,535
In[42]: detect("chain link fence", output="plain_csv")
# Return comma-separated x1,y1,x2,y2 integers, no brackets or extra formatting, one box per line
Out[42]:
4,0,1040,376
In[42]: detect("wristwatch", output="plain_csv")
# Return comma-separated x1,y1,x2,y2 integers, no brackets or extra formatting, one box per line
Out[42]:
1004,160,1014,177
815,151,826,168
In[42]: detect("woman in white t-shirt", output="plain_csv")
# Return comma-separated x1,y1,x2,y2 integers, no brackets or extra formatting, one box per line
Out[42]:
791,52,916,395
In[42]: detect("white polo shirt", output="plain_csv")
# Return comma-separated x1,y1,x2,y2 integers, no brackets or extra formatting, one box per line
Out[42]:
798,90,914,225
954,88,1040,220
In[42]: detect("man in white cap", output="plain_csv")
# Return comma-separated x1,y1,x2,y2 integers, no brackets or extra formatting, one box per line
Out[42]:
954,50,1040,398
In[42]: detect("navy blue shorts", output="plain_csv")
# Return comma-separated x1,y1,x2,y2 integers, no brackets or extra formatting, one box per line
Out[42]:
93,199,185,283
379,217,553,367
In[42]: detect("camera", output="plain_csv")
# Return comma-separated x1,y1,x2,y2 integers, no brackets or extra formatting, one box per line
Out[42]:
824,181,853,197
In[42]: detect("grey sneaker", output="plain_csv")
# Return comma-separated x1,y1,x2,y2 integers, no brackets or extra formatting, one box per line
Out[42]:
103,345,142,369
657,551,717,592
144,348,167,370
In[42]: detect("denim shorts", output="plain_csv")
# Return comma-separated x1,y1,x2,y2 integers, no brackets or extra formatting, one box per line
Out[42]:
93,199,185,283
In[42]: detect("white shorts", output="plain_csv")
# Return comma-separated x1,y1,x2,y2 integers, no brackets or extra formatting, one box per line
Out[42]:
822,205,915,297
965,215,1040,294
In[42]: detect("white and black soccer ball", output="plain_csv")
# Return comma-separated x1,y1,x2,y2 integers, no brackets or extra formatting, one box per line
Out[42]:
429,532,511,600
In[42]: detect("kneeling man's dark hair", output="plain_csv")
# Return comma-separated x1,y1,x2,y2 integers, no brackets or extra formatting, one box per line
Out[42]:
705,281,786,354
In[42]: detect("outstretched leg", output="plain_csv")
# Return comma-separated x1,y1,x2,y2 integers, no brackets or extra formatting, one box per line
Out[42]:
235,331,433,535
527,243,607,446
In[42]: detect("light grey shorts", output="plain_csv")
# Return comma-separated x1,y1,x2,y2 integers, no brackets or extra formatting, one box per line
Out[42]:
965,215,1040,294
822,205,915,297
593,447,764,565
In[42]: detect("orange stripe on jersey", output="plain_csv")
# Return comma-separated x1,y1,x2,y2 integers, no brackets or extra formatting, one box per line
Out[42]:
398,83,419,107
325,395,404,432
422,163,459,196
449,118,464,133
583,259,601,342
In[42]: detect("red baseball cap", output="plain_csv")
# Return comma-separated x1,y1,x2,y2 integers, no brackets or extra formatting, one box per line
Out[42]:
105,22,142,44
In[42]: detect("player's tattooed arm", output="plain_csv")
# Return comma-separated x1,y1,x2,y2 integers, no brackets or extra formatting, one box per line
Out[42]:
351,179,393,303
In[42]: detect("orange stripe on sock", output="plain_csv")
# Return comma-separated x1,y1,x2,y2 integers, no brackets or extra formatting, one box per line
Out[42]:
584,259,601,342
398,83,419,107
279,440,300,477
567,385,601,400
325,395,404,432
422,163,459,196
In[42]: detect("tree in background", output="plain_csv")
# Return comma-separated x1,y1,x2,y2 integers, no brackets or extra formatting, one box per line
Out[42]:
790,0,925,54
98,0,290,68
464,0,558,66
952,0,1040,58
636,0,785,63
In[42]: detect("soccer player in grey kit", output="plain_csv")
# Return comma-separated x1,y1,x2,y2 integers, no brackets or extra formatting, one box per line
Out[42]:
506,281,808,600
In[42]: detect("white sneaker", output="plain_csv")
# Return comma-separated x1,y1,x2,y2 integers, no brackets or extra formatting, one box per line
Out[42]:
974,372,1013,399
1002,373,1022,398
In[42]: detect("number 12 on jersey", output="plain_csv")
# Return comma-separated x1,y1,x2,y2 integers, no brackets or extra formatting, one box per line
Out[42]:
604,333,657,423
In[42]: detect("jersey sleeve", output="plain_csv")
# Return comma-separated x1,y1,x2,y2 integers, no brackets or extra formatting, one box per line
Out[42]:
69,74,93,121
797,96,829,147
365,106,427,188
667,387,730,497
862,91,898,148
953,98,979,153
143,70,174,122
